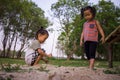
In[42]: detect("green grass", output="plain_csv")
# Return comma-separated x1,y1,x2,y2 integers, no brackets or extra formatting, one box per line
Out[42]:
0,58,25,65
48,58,88,67
48,58,120,68
0,58,120,74
0,58,120,68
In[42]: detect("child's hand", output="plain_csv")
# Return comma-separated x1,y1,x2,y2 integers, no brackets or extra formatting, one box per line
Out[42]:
38,48,44,53
80,41,83,47
48,53,52,58
100,37,105,44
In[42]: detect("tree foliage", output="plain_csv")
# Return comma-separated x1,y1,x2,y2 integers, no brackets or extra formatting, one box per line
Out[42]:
0,0,50,58
51,0,89,59
95,0,120,60
51,0,120,61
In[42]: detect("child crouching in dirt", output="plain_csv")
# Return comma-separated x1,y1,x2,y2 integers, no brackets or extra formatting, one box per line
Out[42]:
25,27,52,66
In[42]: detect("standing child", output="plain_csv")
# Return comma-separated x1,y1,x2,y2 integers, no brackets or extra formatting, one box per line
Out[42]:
25,27,52,66
80,6,105,70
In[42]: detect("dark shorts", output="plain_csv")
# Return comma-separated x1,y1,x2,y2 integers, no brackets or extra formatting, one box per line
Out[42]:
31,52,40,66
31,48,45,66
84,41,98,60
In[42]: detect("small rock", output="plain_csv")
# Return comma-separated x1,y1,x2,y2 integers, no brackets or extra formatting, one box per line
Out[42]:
65,71,70,73
9,74,14,78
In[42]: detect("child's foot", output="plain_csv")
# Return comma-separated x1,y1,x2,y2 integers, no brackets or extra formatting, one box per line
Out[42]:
89,67,97,71
33,64,41,68
92,68,97,71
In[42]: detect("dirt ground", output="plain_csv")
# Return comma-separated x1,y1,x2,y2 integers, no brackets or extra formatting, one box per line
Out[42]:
0,64,120,80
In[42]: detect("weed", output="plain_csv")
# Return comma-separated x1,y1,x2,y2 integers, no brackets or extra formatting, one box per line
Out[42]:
0,63,21,72
37,65,49,72
0,75,13,80
104,66,120,74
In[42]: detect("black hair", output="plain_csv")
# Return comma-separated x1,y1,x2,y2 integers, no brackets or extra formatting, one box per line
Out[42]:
81,6,96,19
35,27,49,39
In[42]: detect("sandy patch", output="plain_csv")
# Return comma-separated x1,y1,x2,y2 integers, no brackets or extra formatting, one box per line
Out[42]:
0,64,120,80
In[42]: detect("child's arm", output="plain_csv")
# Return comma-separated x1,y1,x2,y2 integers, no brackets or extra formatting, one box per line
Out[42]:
37,48,44,56
37,48,52,57
96,20,105,44
80,32,83,46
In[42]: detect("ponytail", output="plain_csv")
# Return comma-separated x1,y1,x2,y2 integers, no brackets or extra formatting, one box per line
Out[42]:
81,6,96,19
35,27,49,39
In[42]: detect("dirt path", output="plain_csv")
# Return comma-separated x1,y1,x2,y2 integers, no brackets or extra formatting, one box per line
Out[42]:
0,64,120,80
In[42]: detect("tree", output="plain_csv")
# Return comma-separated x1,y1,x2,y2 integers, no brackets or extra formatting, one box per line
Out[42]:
95,0,120,68
52,0,120,68
69,16,85,59
0,0,22,57
51,0,89,60
0,0,50,58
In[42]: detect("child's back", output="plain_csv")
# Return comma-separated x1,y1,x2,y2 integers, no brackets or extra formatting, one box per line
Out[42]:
25,40,41,65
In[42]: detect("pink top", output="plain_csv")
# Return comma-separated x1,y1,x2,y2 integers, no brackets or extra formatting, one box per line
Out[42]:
83,20,98,42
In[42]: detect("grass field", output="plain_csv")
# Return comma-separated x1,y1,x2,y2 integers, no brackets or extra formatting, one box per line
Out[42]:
0,58,120,68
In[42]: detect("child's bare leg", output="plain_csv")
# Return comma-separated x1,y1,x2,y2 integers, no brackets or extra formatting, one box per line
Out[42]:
33,55,42,66
89,58,95,69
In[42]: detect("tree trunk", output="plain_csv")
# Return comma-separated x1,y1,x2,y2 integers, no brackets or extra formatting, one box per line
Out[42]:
17,37,26,58
6,31,15,58
6,36,11,57
17,44,24,58
67,53,73,60
67,40,77,60
67,54,71,60
107,43,113,68
12,35,18,58
1,35,8,57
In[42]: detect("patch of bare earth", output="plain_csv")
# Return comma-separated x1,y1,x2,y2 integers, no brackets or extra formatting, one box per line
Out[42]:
0,64,120,80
